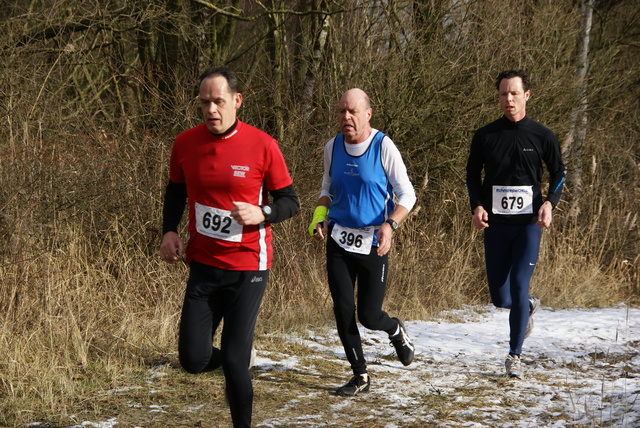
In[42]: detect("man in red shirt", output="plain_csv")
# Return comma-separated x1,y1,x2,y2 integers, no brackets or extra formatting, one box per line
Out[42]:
160,66,299,427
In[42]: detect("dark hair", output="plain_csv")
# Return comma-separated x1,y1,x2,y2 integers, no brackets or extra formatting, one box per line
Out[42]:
495,70,530,92
198,66,239,93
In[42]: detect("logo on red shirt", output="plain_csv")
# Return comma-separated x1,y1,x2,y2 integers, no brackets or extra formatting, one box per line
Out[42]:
231,165,249,178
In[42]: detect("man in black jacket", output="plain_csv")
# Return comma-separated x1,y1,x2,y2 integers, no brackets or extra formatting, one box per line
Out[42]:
466,69,565,379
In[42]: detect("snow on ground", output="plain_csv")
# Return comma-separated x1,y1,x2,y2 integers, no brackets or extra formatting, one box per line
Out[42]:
40,305,639,427
255,304,639,427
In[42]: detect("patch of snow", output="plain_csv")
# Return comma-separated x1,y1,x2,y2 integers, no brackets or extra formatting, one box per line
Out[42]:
44,305,639,427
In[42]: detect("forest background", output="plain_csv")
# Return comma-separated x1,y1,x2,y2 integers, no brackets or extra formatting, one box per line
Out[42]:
0,0,638,426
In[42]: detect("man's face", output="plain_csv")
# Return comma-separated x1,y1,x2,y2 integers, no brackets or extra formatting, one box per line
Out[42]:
199,75,242,134
498,77,530,122
338,90,372,144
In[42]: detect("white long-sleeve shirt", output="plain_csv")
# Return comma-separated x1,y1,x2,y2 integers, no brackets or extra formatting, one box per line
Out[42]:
319,129,416,212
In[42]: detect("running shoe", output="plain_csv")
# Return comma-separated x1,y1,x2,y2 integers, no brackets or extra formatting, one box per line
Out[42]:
336,374,370,396
389,318,415,366
505,353,522,378
524,295,540,339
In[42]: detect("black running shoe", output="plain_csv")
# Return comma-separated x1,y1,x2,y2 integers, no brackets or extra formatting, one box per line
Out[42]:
390,318,414,366
335,374,370,396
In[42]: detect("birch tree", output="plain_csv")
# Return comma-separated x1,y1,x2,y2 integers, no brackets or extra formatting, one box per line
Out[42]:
562,0,594,221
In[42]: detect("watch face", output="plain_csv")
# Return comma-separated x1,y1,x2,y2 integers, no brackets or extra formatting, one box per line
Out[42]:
387,219,398,230
262,206,272,215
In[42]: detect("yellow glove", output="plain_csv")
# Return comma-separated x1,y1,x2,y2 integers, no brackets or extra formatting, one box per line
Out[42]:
308,206,328,236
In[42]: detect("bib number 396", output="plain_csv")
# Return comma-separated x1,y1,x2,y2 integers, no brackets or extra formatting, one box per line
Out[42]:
492,185,533,215
195,202,243,242
331,224,374,255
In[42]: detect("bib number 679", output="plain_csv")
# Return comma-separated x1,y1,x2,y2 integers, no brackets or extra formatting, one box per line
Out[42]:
501,196,524,211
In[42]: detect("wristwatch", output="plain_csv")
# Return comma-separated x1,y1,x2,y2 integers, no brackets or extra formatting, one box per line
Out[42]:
261,205,272,222
385,219,398,231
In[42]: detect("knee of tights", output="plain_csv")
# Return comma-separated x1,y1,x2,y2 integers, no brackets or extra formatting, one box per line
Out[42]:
180,353,220,374
493,301,512,309
333,305,356,320
180,359,207,374
358,314,383,331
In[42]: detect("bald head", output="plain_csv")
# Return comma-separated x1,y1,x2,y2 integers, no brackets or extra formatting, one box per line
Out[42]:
340,88,371,109
338,88,373,144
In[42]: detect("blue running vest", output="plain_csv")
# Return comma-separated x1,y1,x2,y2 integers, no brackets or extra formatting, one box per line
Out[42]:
328,132,394,229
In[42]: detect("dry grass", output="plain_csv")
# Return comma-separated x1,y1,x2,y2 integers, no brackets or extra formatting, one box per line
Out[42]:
0,187,636,426
4,314,635,427
0,1,638,422
0,103,636,425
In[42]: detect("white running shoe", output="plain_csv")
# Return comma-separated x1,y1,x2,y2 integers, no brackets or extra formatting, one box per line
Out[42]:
505,353,522,379
524,296,540,339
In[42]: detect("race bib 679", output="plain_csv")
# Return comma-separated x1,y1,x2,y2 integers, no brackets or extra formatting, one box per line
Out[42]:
492,185,534,215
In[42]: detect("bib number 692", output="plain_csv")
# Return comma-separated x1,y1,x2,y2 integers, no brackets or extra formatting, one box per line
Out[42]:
195,202,243,242
202,212,231,234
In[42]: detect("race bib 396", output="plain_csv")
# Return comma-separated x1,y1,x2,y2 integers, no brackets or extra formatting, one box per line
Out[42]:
331,224,374,254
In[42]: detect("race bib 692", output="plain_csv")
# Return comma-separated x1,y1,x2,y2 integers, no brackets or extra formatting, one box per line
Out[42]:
195,202,243,242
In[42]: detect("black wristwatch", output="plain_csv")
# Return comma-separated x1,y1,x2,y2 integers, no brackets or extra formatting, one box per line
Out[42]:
385,219,398,231
261,205,272,222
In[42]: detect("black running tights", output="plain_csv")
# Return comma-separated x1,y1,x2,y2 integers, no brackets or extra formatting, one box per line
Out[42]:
326,238,397,376
178,261,267,428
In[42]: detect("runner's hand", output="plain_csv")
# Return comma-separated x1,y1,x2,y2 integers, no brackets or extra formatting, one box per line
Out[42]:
231,201,264,226
160,231,184,263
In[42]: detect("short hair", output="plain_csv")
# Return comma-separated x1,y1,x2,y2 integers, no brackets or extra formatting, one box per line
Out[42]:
495,70,530,92
362,92,371,109
198,66,239,93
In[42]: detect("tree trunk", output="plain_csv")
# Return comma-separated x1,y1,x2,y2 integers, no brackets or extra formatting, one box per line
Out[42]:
562,0,593,222
157,0,183,111
265,0,289,142
302,0,330,120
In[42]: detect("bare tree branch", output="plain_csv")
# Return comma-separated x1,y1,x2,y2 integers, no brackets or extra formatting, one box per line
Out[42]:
191,0,348,20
